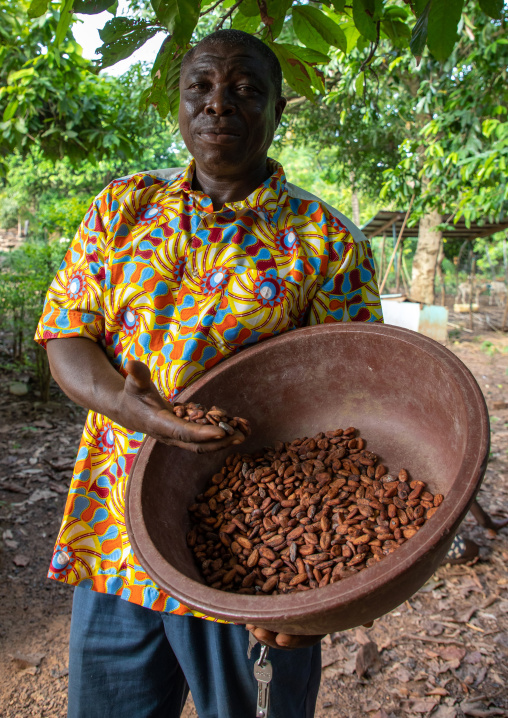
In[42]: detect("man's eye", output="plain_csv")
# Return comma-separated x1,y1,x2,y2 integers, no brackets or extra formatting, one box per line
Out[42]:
189,83,208,90
237,85,257,94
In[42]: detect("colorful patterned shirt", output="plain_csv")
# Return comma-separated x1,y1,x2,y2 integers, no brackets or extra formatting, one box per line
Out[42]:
35,159,382,616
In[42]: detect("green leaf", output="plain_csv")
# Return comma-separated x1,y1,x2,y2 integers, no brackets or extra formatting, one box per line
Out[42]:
231,11,259,32
410,1,430,57
355,70,364,96
238,0,259,17
263,0,292,40
142,39,183,120
73,0,115,13
292,6,347,54
268,42,316,102
381,18,410,48
27,0,50,18
3,100,19,122
339,17,361,52
479,0,503,19
278,44,330,64
172,0,200,45
55,0,74,47
330,0,346,11
7,67,36,84
352,0,382,42
427,0,464,62
384,6,409,20
98,18,159,68
151,0,200,45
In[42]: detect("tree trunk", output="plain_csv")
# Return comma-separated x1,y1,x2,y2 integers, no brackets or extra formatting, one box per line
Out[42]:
436,237,446,306
410,209,443,305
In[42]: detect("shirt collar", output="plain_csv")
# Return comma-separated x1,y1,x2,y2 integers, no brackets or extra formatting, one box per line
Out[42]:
166,158,287,219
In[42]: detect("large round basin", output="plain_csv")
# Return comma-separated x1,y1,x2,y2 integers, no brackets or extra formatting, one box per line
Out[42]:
125,324,489,634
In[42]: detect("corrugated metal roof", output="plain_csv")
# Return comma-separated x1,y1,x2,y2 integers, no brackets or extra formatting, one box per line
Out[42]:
361,210,508,241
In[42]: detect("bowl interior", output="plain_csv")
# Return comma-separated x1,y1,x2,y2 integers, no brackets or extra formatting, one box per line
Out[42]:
128,324,488,631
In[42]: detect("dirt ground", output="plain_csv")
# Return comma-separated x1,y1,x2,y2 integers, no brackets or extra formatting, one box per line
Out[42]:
1,322,508,718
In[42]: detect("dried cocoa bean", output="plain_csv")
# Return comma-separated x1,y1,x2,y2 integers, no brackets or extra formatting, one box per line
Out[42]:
187,427,443,595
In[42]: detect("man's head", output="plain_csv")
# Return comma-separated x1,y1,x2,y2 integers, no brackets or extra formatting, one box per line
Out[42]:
178,30,286,179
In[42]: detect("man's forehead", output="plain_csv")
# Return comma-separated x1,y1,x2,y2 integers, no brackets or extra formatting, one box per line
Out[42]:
184,45,269,75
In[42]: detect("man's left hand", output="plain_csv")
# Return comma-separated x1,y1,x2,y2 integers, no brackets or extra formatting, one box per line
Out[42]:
246,624,324,650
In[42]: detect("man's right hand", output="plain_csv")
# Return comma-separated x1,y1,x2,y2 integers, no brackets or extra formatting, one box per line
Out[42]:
119,359,244,452
46,337,245,454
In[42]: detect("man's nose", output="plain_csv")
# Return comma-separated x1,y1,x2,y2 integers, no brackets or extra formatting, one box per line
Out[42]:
204,86,236,116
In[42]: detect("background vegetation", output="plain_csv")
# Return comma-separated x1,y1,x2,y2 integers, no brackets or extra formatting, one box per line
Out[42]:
1,0,507,398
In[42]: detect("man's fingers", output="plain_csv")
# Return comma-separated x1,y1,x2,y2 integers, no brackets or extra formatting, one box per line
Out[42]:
245,625,281,650
163,429,246,453
245,625,325,650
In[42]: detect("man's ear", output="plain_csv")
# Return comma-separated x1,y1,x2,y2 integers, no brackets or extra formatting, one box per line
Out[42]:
275,97,287,129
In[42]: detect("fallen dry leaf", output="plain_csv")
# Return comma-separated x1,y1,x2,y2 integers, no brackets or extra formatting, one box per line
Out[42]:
411,699,439,714
355,628,372,646
321,645,347,668
439,646,466,662
355,641,381,678
10,652,45,671
12,554,30,567
426,687,450,697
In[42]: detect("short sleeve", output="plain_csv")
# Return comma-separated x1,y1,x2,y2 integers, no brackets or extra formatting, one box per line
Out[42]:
35,199,107,348
308,223,383,325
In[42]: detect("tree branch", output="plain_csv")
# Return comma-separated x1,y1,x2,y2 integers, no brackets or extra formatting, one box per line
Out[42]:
215,0,243,30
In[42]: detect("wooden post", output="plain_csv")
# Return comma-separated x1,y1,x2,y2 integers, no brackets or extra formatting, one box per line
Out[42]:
396,240,403,293
456,240,468,292
379,196,415,295
379,234,386,284
436,236,446,306
469,252,476,331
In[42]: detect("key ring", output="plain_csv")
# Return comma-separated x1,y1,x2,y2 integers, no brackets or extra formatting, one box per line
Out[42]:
258,644,269,667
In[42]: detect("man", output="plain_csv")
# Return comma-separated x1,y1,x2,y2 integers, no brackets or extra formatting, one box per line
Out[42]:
36,29,382,718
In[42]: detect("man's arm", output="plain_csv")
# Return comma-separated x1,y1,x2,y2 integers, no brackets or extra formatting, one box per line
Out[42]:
46,337,244,452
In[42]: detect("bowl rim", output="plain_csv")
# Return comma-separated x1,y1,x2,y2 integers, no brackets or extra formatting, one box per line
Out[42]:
126,323,489,624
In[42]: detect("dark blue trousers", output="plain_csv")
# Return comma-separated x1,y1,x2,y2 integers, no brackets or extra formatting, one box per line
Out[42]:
68,587,321,718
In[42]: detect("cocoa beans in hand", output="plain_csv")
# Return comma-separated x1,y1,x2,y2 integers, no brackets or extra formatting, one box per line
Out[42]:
173,402,250,436
187,428,443,595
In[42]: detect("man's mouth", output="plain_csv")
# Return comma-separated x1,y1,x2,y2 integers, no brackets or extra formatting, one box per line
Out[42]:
197,128,242,145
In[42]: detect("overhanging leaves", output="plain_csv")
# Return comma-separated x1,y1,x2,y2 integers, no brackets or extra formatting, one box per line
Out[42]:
140,38,182,119
410,1,430,57
352,0,382,42
382,18,410,49
98,18,160,68
151,0,201,45
268,42,316,101
479,0,504,20
292,6,347,54
73,0,116,13
427,0,464,62
55,0,74,47
27,0,50,18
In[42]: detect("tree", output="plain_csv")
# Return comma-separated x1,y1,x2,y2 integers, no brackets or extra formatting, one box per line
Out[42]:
0,0,172,173
10,0,505,140
0,61,188,241
380,4,508,302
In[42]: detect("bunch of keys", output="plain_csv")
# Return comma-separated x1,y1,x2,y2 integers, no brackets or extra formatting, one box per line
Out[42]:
248,633,273,718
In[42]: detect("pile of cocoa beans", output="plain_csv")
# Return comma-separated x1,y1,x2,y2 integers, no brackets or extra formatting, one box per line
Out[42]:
172,402,250,437
187,427,444,595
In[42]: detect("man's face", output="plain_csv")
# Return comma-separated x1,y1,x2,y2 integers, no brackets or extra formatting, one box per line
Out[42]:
179,43,286,175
